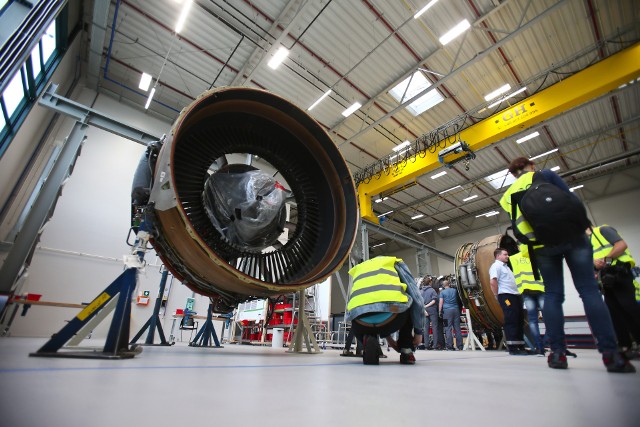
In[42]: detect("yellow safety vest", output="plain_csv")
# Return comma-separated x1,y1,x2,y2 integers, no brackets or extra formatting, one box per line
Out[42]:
499,172,538,244
347,256,408,311
590,225,640,301
510,250,544,293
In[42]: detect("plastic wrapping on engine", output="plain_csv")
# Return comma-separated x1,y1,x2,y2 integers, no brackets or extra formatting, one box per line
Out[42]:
202,169,287,249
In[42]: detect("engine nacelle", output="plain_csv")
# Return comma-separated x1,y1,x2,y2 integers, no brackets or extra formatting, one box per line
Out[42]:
139,87,358,311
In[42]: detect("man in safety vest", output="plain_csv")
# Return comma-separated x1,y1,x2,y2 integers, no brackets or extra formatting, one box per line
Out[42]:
588,225,640,356
347,256,425,365
499,157,635,373
511,246,546,356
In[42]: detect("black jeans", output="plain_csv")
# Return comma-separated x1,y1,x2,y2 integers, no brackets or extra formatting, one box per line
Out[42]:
498,293,525,349
602,265,640,347
350,310,415,351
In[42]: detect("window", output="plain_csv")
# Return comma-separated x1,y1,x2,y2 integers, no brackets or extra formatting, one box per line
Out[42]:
389,71,444,116
3,69,25,117
31,43,42,79
41,21,56,64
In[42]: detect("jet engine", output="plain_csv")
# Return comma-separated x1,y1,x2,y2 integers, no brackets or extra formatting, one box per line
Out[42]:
134,87,358,311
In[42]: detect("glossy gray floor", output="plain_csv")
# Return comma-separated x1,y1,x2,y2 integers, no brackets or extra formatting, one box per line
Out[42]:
0,337,638,427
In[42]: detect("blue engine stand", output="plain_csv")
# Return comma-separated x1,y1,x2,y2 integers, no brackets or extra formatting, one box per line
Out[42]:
30,268,139,359
130,269,173,347
188,303,222,348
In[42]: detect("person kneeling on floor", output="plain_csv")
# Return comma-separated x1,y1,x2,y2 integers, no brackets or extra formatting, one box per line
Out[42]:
346,256,425,365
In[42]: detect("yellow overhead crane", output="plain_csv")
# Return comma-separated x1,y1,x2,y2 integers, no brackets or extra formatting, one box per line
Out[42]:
357,42,640,224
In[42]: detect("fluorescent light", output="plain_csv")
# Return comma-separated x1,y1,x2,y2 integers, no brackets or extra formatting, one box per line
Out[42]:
516,131,540,144
487,86,527,108
437,226,450,231
569,185,584,192
411,214,425,220
307,90,332,111
476,210,499,218
175,0,193,34
375,197,388,203
417,229,433,235
439,185,462,195
550,166,560,171
377,210,393,217
431,171,447,179
484,84,512,102
144,87,156,109
439,19,471,45
530,148,559,160
414,0,438,19
268,46,290,69
393,140,412,152
139,73,152,91
342,102,362,117
371,243,386,248
463,195,478,202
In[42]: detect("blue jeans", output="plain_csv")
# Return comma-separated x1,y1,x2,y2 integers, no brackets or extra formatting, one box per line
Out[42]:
535,234,617,354
522,291,545,351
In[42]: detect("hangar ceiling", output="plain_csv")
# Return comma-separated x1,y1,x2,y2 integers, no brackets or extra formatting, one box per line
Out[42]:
82,0,640,252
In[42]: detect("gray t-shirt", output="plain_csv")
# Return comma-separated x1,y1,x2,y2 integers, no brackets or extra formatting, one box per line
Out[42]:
489,259,519,294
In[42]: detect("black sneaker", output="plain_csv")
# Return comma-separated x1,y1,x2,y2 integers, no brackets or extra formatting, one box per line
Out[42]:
603,351,636,373
536,348,546,357
400,350,416,365
362,335,380,365
547,351,568,369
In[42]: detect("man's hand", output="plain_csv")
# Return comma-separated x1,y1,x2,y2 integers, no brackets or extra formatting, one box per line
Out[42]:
594,258,606,270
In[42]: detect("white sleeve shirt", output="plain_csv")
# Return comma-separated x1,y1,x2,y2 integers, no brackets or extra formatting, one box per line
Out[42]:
489,260,519,295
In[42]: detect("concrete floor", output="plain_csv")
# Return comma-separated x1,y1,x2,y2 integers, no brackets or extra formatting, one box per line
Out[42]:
0,337,638,427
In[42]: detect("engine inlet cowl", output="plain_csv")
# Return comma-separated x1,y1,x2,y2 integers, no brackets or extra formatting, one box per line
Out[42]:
146,87,358,310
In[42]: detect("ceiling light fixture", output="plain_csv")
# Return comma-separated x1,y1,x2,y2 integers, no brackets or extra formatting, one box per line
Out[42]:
175,0,193,34
414,0,438,19
484,84,512,102
463,194,478,202
342,102,362,117
371,242,386,248
307,89,332,111
411,213,425,220
439,19,471,45
550,166,560,171
487,86,527,108
530,148,559,160
267,46,290,69
439,185,462,194
139,72,152,91
144,86,156,109
417,229,433,235
437,226,450,231
516,131,540,144
431,171,447,179
393,140,412,152
569,185,584,192
377,210,393,217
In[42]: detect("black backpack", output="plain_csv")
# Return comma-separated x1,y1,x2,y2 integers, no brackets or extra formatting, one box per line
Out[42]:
510,172,590,246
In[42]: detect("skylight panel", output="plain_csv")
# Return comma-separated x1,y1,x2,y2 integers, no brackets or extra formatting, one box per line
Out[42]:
389,72,444,116
484,169,516,190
